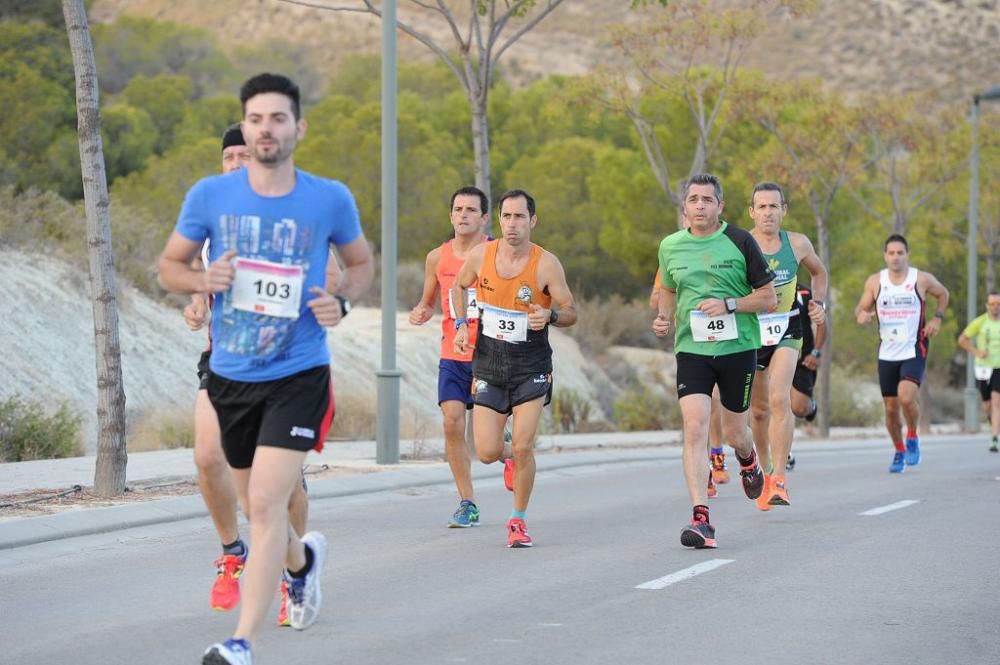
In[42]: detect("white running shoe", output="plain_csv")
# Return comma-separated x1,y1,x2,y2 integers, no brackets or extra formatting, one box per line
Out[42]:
285,531,327,631
202,638,252,665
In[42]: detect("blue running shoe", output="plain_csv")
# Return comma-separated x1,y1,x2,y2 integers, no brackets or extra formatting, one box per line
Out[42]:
203,638,252,665
888,451,905,473
448,500,480,528
904,437,920,465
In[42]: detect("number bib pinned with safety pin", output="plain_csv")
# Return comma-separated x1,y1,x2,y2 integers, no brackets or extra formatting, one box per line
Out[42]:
481,303,528,342
879,322,907,344
690,310,737,342
758,312,791,347
231,257,303,319
448,287,480,321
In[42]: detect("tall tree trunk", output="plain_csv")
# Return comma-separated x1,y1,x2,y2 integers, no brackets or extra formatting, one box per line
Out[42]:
470,98,492,212
803,192,837,438
63,0,128,497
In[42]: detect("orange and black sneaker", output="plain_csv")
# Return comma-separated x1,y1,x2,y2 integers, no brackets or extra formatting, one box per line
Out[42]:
707,473,718,498
503,458,515,492
768,475,791,506
710,451,730,484
756,475,773,511
210,553,245,612
277,580,291,627
680,519,717,549
739,452,765,500
506,518,533,548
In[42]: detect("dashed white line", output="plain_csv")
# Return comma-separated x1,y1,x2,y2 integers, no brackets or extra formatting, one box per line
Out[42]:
636,559,734,590
859,499,920,516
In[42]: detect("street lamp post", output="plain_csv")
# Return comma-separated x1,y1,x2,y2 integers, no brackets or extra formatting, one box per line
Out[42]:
965,85,1000,432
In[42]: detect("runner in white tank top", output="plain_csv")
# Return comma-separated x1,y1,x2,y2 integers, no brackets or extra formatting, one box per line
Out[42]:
855,234,949,474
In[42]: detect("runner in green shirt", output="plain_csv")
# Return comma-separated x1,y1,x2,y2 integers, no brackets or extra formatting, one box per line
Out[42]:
958,291,1000,452
652,173,776,549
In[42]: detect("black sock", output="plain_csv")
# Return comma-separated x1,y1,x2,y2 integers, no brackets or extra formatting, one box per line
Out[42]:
735,449,756,468
290,544,314,579
223,539,246,557
693,505,710,523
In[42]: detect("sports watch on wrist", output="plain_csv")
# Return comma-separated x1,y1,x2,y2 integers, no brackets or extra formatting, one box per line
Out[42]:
334,295,352,317
933,310,945,320
810,349,821,358
454,318,468,330
724,297,738,314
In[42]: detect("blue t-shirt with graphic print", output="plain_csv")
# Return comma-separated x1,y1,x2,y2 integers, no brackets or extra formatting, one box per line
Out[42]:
175,168,361,382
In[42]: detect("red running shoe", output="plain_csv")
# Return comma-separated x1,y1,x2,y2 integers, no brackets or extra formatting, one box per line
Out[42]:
210,553,245,612
506,518,533,548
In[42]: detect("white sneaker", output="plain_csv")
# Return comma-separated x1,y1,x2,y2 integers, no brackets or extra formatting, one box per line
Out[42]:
202,638,252,665
285,531,327,630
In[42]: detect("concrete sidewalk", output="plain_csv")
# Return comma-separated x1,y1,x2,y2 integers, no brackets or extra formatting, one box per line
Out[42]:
0,426,963,551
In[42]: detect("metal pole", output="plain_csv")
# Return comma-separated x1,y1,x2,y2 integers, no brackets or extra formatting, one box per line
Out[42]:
965,96,981,433
376,0,400,464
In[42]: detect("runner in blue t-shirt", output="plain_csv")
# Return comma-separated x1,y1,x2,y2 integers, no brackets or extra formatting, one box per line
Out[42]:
158,73,374,665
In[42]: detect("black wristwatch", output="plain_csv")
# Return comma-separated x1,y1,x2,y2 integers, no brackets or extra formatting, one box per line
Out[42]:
810,349,821,358
724,297,738,314
813,299,826,311
549,308,559,325
335,295,352,317
933,310,945,320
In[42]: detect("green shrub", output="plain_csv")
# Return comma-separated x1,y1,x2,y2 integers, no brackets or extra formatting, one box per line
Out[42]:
550,387,592,433
828,365,883,427
613,385,675,431
0,395,83,462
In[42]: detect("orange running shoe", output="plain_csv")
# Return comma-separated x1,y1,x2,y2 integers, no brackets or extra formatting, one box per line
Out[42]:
768,475,790,506
503,458,515,492
707,473,717,498
506,518,533,548
210,553,245,611
710,451,730,484
756,475,773,512
277,580,291,626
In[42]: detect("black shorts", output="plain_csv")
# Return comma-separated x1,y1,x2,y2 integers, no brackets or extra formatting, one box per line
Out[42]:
676,349,757,413
206,364,334,469
792,363,817,398
977,369,1000,401
877,357,926,397
472,373,552,415
197,350,212,391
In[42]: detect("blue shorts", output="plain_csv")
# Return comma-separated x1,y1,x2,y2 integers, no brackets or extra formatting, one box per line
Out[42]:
878,357,926,397
438,359,474,409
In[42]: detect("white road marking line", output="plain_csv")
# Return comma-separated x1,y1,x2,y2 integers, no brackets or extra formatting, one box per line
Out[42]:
859,499,920,516
539,623,563,627
636,559,734,590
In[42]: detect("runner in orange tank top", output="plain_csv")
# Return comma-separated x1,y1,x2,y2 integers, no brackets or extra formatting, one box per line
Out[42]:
409,186,489,527
451,189,578,548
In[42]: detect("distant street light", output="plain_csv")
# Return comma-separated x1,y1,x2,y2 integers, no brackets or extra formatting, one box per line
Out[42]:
965,85,1000,432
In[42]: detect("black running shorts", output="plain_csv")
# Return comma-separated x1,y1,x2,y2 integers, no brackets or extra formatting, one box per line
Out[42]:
197,350,212,391
877,357,926,397
206,364,334,469
792,363,817,398
977,368,1000,402
676,349,757,413
472,373,553,415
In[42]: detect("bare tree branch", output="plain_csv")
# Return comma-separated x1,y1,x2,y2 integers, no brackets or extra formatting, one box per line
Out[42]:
492,0,566,69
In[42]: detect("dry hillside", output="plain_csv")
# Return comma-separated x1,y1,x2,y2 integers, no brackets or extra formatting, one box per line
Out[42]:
1,250,676,452
90,0,999,100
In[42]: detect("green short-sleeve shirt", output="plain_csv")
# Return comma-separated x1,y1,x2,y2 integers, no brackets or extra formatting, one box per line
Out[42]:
659,221,775,356
963,313,1000,369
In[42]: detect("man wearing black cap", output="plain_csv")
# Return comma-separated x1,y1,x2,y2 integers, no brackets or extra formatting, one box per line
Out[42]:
181,123,326,626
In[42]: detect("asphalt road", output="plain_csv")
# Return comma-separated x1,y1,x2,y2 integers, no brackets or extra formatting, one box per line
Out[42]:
1,436,998,665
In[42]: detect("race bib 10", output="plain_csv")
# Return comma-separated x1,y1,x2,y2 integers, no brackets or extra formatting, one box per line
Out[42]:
758,312,790,347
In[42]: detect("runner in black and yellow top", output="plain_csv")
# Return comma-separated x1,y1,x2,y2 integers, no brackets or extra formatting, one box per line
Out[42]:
452,189,578,548
652,173,775,549
957,291,1000,452
747,182,827,510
